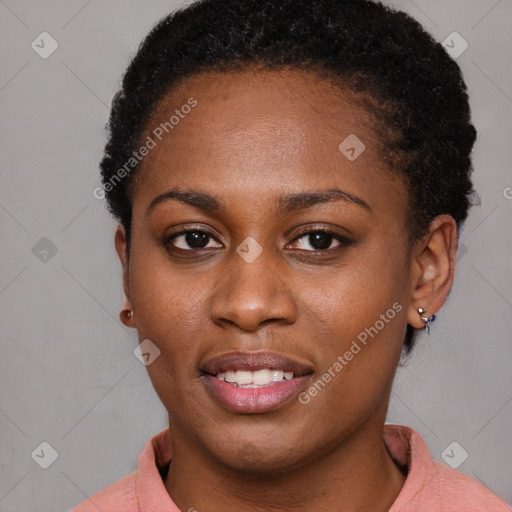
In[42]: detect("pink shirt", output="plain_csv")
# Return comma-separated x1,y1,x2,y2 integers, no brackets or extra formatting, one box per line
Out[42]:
69,424,510,511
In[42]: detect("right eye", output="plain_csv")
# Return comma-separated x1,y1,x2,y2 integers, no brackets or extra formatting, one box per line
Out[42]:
163,229,223,251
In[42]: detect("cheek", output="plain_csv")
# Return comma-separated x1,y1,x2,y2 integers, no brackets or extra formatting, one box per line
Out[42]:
128,228,206,327
130,275,209,414
293,245,408,405
301,245,408,342
127,249,212,391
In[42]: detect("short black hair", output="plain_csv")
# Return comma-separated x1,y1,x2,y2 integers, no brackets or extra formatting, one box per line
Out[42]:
100,0,477,355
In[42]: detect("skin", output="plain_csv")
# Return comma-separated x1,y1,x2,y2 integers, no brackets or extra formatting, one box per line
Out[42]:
115,68,458,512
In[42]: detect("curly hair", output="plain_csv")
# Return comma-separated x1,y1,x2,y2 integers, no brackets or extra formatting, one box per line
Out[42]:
99,0,477,355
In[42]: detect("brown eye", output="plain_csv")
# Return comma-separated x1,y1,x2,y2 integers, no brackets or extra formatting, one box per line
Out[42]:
288,230,351,252
165,230,223,251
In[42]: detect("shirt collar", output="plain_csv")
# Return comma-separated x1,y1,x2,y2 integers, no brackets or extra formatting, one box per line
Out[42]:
136,424,428,511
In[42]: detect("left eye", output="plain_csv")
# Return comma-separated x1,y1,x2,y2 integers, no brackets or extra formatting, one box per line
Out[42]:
288,230,346,251
167,230,223,250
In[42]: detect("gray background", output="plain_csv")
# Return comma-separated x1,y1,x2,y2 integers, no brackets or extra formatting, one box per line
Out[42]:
1,1,511,510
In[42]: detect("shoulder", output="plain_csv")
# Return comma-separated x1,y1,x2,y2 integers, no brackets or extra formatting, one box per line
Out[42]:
428,460,511,512
67,428,174,512
67,471,139,512
385,424,510,512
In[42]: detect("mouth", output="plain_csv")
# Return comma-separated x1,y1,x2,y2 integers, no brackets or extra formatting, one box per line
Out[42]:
200,351,313,413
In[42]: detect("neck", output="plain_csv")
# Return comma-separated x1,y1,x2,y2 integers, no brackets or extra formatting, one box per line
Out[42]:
164,415,406,512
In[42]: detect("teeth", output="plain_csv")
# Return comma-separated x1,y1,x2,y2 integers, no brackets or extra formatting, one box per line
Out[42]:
235,370,253,385
271,370,284,382
225,371,236,383
253,369,272,385
215,368,295,387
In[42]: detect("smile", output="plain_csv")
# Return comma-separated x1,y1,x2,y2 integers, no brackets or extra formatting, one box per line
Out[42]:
200,351,313,413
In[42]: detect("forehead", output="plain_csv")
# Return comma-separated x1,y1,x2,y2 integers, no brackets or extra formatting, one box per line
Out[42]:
132,68,406,219
144,68,377,157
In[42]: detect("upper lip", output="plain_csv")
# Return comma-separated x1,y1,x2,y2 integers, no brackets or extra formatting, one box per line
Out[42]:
200,351,313,376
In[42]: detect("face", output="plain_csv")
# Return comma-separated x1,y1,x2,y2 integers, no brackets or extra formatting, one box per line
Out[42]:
119,69,417,473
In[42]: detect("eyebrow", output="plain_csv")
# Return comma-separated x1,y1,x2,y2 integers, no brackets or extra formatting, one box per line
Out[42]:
146,186,371,217
277,188,371,214
146,188,223,216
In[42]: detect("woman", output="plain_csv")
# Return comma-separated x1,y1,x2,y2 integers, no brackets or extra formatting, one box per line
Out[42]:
71,0,510,510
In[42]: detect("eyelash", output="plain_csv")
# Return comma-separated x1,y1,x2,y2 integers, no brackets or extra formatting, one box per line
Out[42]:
162,227,353,256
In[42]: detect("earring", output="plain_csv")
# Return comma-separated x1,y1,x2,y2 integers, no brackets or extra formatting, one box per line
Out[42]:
120,308,133,322
418,307,435,335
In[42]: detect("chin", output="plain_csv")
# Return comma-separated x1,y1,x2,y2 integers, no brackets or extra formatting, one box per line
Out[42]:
209,434,310,476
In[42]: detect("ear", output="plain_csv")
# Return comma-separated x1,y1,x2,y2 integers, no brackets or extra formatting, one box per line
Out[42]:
407,215,458,330
115,224,135,327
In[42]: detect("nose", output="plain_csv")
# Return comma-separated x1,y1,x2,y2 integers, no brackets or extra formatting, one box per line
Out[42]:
210,251,298,332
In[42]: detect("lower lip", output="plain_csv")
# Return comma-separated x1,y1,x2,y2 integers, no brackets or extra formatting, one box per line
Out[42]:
203,374,311,413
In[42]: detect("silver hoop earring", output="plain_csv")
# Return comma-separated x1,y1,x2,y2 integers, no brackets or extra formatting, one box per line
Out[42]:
418,307,435,335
